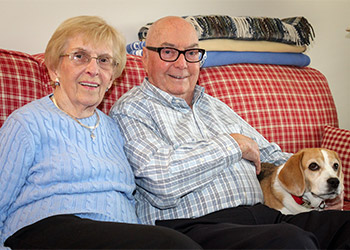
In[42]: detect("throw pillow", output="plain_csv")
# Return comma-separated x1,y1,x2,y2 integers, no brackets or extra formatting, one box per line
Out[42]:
321,125,350,201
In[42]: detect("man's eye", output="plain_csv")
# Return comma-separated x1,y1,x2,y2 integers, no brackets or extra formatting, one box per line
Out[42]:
163,49,175,55
187,50,198,56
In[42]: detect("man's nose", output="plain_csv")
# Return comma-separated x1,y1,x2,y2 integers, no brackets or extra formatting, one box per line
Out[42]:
173,53,187,68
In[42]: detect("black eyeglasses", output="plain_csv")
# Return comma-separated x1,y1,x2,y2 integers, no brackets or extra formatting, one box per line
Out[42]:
60,51,118,70
146,46,205,63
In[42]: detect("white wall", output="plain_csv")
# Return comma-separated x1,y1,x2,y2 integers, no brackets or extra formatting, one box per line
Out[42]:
1,0,349,129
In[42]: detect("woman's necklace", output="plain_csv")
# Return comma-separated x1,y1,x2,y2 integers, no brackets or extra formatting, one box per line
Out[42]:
51,95,100,140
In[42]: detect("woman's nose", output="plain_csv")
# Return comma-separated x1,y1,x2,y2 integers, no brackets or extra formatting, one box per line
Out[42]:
85,58,100,75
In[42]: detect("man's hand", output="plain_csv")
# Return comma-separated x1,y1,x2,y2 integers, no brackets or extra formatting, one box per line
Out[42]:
325,191,344,210
230,133,261,174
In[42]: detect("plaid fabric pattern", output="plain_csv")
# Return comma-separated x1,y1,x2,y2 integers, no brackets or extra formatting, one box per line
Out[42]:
198,64,338,153
99,55,146,114
0,52,338,154
321,125,350,201
0,49,52,127
111,79,292,224
0,50,345,208
33,53,52,87
344,202,350,210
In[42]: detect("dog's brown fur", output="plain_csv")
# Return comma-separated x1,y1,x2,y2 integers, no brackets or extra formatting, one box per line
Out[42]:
258,162,285,211
258,148,343,214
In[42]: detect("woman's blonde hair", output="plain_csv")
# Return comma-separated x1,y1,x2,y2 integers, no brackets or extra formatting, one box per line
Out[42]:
45,15,126,80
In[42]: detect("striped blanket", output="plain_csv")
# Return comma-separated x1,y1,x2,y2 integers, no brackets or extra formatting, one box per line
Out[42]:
138,15,314,46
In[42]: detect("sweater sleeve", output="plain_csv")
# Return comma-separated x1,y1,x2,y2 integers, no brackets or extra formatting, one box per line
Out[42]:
0,117,34,245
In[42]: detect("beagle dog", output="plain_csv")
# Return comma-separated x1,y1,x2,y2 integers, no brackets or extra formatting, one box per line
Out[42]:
258,148,344,214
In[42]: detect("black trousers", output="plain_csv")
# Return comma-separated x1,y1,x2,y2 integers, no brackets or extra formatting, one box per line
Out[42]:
4,214,202,249
156,203,350,249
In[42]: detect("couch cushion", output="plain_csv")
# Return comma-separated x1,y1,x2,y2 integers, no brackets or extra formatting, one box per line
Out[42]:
0,52,339,155
321,125,350,201
95,55,339,153
0,49,52,127
100,55,146,114
199,64,338,153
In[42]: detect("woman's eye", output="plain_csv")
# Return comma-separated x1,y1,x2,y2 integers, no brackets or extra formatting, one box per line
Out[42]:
99,57,110,63
73,53,85,60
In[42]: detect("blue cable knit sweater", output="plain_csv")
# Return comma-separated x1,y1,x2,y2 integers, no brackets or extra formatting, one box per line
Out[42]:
0,96,139,247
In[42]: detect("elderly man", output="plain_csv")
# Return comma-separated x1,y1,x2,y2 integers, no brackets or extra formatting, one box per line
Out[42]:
110,16,349,249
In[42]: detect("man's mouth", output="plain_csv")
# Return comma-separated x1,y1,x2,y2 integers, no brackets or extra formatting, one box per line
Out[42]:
79,82,99,88
169,74,187,80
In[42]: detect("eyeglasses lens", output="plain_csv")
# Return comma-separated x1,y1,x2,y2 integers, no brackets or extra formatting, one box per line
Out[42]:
68,52,115,70
160,48,203,63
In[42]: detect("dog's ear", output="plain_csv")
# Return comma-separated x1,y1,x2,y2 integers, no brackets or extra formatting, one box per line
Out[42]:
278,151,306,196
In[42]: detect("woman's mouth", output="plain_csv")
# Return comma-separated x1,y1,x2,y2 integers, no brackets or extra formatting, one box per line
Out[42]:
79,82,99,88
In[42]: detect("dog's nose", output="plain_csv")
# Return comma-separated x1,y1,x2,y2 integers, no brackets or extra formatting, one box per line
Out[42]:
327,178,340,189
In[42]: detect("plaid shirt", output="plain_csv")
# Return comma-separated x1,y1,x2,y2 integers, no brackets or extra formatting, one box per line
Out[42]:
110,78,291,224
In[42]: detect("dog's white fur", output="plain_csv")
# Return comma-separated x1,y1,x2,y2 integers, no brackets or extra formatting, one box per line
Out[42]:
259,148,344,214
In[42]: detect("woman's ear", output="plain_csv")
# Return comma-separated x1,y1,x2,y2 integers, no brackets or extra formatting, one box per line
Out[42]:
108,78,114,90
47,67,59,82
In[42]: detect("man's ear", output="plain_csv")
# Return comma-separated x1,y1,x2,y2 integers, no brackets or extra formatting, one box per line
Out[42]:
141,47,148,72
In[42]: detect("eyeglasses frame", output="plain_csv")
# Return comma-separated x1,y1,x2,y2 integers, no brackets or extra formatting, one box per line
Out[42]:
146,46,205,63
60,52,118,70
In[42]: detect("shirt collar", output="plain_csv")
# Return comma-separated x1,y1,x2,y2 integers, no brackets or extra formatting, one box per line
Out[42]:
141,78,205,109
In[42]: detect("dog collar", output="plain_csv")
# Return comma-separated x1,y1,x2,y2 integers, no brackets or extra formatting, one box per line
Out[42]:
291,194,314,208
291,194,326,209
291,194,305,205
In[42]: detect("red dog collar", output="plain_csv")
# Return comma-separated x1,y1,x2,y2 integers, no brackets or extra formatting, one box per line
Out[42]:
291,194,326,209
291,194,304,205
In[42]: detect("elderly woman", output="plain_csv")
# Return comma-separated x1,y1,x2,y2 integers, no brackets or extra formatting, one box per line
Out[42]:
0,16,200,249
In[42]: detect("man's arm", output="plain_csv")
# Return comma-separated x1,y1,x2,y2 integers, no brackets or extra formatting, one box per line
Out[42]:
115,111,242,209
110,89,290,209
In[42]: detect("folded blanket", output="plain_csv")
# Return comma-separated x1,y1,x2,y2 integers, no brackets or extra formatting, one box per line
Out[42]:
199,39,306,53
138,15,315,46
127,41,145,53
201,51,310,68
128,50,143,56
126,41,310,67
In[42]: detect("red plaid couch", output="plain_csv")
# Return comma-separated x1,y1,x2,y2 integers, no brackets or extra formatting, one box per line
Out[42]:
1,48,349,210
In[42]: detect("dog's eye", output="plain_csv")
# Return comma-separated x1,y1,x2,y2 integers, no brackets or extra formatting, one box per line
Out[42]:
308,162,320,171
333,163,339,170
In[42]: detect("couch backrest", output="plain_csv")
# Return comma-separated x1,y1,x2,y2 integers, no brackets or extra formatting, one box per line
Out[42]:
0,49,52,124
199,64,338,153
0,49,338,153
